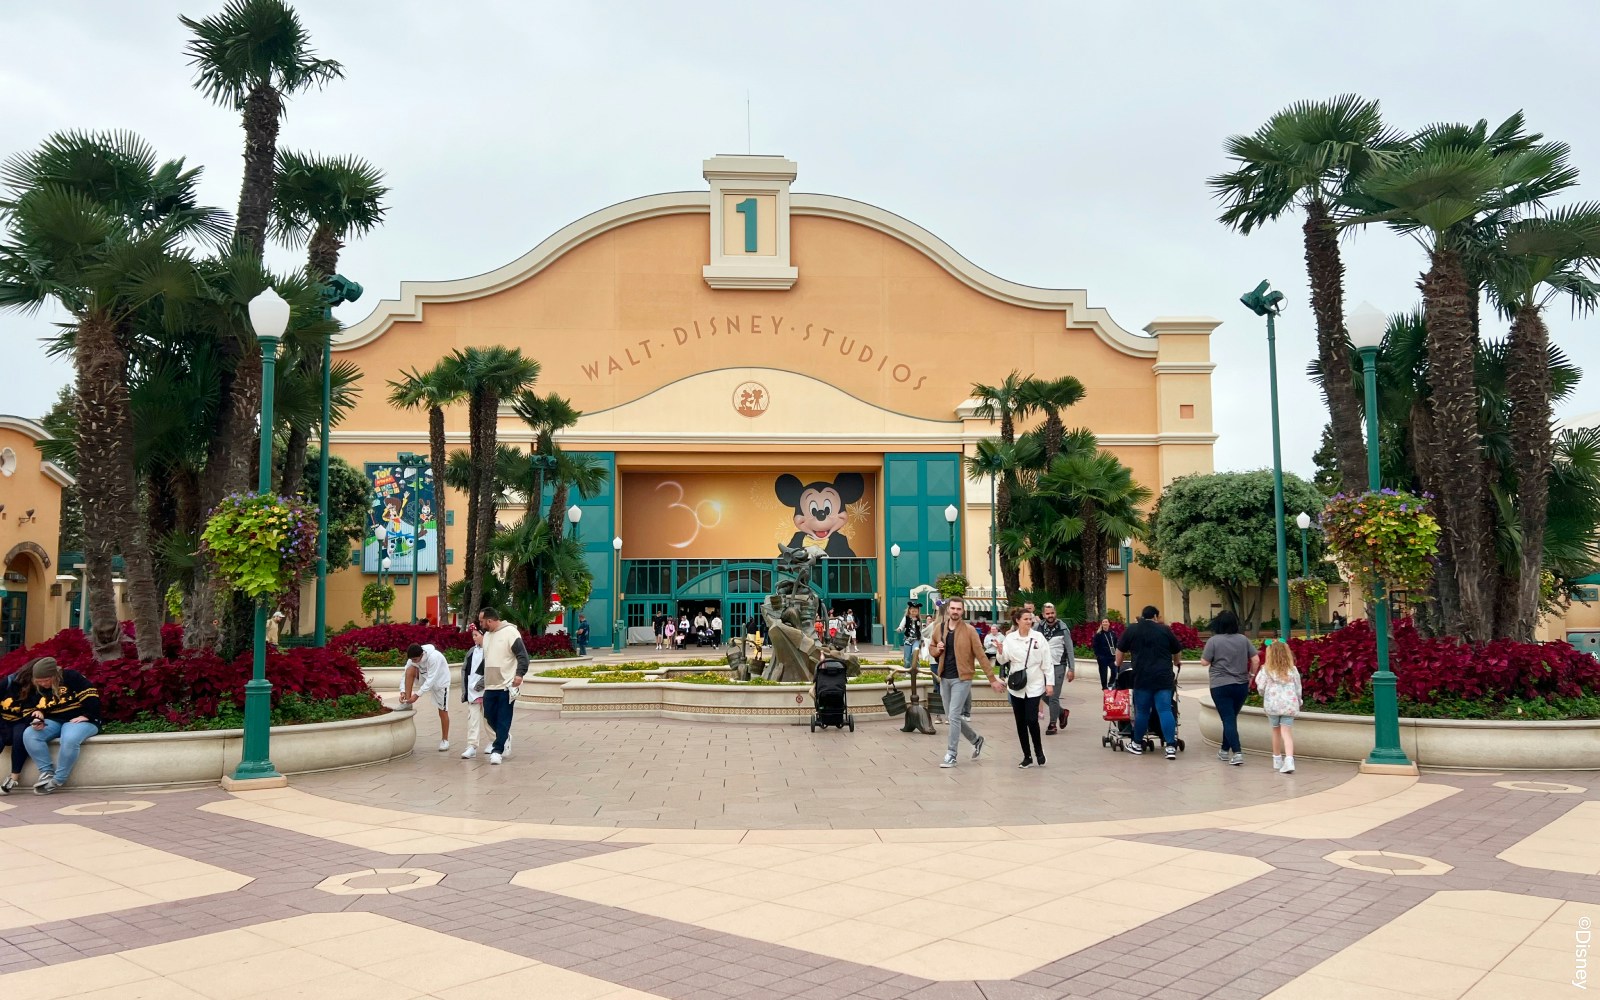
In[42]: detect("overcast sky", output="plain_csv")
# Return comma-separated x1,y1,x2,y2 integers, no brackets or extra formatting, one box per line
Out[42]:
4,0,1598,476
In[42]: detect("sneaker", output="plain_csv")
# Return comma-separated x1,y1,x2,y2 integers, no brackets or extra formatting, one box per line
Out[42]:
1124,739,1143,755
437,740,450,752
1036,756,1046,767
460,746,477,760
1281,756,1295,774
1018,758,1034,769
34,776,59,795
1165,745,1177,760
1217,748,1229,762
0,776,15,794
1231,752,1244,766
489,752,503,765
503,736,513,757
1046,725,1058,735
1272,754,1283,771
971,735,985,760
940,753,957,769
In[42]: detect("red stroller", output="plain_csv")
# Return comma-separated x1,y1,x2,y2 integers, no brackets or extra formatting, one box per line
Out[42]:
1100,665,1186,752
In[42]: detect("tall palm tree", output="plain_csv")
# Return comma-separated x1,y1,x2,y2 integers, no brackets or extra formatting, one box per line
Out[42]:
1484,207,1600,639
0,130,227,661
512,390,580,512
271,150,387,495
1038,450,1152,622
1211,95,1404,493
972,372,1030,592
965,434,1044,598
388,364,466,628
438,347,541,618
182,0,344,592
544,450,608,545
1357,115,1577,639
1017,375,1086,463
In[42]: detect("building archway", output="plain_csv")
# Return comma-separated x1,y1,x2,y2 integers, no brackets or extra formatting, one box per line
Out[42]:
2,541,51,653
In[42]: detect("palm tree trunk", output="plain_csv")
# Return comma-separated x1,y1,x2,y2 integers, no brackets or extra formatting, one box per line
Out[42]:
1504,303,1552,642
1421,246,1492,640
235,83,283,259
546,480,571,543
1080,506,1102,623
469,392,501,617
997,478,1021,596
1303,202,1369,493
463,400,484,619
429,406,450,624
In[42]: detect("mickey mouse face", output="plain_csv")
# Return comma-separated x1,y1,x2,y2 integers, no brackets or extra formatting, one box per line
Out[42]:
795,486,847,541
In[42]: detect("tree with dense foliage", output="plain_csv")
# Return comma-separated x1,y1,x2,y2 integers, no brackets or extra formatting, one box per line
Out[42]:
1147,471,1326,633
1211,95,1403,495
386,365,464,626
0,130,229,661
971,371,1030,596
1037,447,1151,622
271,149,388,495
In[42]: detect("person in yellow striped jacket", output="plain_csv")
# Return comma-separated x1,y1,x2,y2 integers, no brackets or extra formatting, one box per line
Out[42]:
0,661,42,794
22,657,102,795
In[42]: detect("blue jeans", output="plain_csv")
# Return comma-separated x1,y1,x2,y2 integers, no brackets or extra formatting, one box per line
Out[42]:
1132,688,1175,747
483,690,515,755
902,642,920,674
23,719,100,785
1210,683,1249,753
939,677,978,758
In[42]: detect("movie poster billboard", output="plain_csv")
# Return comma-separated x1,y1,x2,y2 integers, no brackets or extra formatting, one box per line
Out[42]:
619,471,876,560
363,461,438,574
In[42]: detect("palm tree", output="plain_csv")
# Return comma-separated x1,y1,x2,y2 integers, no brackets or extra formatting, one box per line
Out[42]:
1357,114,1577,639
181,0,344,585
270,150,387,495
0,130,227,661
972,371,1030,592
965,434,1045,598
544,450,608,545
1211,95,1404,493
438,347,541,618
388,364,466,627
1038,450,1152,622
1017,375,1086,463
1484,207,1600,639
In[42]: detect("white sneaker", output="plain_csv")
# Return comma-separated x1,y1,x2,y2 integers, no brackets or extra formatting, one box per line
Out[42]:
1281,756,1295,774
1272,755,1283,771
489,752,503,765
461,746,477,759
939,753,957,768
437,740,450,752
503,736,512,758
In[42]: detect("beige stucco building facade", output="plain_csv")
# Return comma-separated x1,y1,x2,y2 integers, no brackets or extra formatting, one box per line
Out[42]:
317,155,1219,645
0,416,72,653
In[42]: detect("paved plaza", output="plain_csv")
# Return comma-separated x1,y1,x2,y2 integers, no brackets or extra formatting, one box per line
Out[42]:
0,673,1594,999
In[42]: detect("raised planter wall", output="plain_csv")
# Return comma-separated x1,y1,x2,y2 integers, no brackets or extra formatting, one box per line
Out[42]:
1192,689,1600,770
11,710,416,790
558,677,1012,725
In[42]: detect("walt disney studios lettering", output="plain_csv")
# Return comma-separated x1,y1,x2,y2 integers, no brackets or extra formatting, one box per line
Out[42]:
578,316,929,390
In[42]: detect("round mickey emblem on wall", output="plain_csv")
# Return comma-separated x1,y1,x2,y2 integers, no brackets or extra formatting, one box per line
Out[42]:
733,381,770,417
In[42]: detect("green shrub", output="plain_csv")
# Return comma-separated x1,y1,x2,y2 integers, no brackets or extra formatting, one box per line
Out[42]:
102,692,384,734
347,647,408,668
848,671,889,685
539,664,650,678
587,671,659,684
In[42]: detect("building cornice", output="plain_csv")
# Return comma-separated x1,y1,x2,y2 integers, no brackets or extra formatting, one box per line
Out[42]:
0,414,76,487
1150,362,1217,375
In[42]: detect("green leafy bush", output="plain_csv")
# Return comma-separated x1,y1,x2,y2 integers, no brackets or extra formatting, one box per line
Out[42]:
102,692,384,734
539,664,651,678
199,493,319,603
935,573,969,598
361,582,395,623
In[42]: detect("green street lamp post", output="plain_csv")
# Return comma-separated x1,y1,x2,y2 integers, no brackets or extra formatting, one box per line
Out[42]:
1349,302,1414,771
397,451,426,624
1121,537,1133,624
890,542,901,611
314,275,362,647
612,536,624,651
988,474,999,623
943,504,959,575
1241,280,1292,641
1296,511,1313,637
232,288,290,784
567,505,582,637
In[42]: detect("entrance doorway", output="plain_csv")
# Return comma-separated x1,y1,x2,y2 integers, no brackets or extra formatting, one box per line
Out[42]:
0,590,25,654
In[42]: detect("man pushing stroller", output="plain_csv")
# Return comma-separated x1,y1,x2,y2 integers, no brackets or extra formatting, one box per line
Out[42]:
1115,605,1184,760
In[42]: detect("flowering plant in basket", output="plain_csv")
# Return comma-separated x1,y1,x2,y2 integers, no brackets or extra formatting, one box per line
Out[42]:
200,493,319,604
1287,577,1328,618
1319,490,1440,594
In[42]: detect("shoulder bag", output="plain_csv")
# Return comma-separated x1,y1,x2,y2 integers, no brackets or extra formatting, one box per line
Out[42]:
1007,640,1031,692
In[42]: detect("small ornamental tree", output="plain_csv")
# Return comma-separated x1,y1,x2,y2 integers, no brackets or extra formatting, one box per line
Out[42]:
199,493,319,604
361,582,396,623
1320,490,1441,596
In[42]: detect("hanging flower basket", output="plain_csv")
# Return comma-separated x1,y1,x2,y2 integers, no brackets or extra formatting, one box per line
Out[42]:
200,493,319,604
1319,490,1440,595
1287,576,1328,617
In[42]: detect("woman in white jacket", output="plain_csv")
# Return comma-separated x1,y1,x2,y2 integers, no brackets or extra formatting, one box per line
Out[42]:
998,608,1053,768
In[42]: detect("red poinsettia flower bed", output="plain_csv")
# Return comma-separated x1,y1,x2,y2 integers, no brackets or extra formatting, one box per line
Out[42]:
0,628,371,727
1265,618,1600,705
328,622,573,658
1068,620,1201,650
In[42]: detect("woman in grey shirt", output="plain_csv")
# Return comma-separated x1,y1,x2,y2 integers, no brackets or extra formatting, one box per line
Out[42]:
1200,610,1258,765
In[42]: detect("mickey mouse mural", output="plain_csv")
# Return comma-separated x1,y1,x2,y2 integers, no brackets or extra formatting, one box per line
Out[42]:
776,472,865,557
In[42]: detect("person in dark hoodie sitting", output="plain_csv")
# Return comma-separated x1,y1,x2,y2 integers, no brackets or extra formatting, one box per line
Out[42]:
21,657,101,795
0,660,41,794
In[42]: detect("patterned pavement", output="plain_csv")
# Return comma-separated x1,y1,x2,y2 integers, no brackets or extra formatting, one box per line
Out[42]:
0,693,1594,999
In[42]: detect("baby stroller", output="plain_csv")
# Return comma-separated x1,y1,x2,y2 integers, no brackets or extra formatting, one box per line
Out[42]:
810,659,854,732
1100,665,1186,752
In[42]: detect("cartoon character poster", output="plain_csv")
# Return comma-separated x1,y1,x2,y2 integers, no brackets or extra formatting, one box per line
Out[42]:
363,461,437,574
617,472,875,559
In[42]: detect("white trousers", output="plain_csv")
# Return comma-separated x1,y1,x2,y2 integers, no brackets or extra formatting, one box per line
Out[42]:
465,699,484,749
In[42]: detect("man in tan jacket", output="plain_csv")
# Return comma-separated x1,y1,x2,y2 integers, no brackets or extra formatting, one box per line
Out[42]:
927,597,1004,768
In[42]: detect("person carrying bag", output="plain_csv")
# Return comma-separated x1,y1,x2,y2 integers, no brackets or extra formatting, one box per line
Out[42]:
997,608,1052,769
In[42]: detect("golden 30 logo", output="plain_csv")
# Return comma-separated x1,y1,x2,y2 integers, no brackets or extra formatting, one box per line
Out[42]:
733,381,769,417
